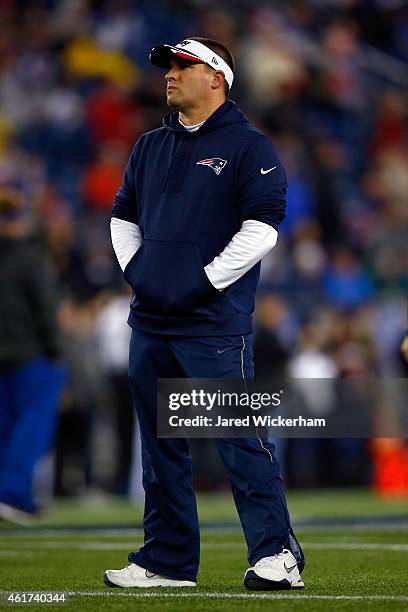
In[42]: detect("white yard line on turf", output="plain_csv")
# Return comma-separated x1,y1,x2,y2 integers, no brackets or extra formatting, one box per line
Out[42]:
303,543,408,551
1,523,408,537
0,521,408,539
2,591,408,602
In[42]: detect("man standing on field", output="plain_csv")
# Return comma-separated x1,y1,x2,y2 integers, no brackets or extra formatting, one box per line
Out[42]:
106,37,305,591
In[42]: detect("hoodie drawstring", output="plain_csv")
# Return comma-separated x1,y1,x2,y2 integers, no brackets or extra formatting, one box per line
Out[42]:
161,133,183,193
174,135,192,193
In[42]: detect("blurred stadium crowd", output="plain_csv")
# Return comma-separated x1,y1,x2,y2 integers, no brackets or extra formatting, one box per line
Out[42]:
0,0,407,501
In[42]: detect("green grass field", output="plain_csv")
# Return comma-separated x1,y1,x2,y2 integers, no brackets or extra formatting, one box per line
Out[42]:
1,490,408,611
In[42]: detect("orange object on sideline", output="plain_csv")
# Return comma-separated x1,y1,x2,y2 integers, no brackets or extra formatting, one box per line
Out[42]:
371,439,408,497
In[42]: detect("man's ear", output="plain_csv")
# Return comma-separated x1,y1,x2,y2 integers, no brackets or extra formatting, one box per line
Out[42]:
211,70,225,91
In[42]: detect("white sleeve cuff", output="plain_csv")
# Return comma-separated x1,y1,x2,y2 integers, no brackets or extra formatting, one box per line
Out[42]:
110,217,143,272
204,219,278,291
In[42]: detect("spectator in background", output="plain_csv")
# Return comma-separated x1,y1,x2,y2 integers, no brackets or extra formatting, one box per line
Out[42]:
322,247,374,310
94,286,136,496
401,333,408,363
54,294,105,497
82,141,127,213
253,294,292,378
400,331,408,382
0,187,66,524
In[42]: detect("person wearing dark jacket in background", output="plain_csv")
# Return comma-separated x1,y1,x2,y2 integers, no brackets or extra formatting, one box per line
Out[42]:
0,188,66,524
105,38,305,591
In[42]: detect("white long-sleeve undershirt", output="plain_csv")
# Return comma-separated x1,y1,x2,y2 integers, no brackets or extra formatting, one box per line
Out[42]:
204,219,277,289
110,217,278,290
110,218,143,272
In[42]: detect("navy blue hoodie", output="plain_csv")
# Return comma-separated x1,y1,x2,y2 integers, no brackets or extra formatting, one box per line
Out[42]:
112,100,286,336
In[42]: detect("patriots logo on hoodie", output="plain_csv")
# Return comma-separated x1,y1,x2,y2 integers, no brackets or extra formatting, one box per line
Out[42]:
196,158,227,175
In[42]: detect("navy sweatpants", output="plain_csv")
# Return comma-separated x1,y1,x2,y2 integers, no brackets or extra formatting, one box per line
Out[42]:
128,329,291,582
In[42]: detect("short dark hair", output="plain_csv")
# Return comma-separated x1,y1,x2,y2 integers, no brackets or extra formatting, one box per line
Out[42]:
187,36,234,97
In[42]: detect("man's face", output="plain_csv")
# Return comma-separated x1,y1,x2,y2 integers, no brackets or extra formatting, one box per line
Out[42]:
165,58,215,111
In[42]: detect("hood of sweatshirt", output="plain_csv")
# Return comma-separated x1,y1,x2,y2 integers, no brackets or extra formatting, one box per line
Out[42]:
162,100,248,135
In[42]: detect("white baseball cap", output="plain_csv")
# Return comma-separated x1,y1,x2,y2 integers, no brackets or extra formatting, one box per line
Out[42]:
149,39,234,89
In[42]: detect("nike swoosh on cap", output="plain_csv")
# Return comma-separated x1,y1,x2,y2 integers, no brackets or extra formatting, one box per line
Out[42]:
260,166,277,174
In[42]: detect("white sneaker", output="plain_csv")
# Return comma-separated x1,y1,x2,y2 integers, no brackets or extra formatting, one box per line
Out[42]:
103,563,196,588
0,502,37,526
244,549,305,590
